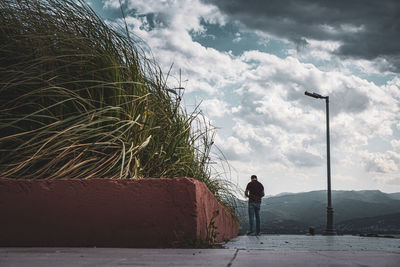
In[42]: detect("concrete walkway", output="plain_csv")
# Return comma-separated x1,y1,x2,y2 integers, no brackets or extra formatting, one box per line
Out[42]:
225,234,400,251
1,235,399,267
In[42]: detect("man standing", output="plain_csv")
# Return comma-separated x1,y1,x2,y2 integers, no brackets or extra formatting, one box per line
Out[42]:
245,175,264,235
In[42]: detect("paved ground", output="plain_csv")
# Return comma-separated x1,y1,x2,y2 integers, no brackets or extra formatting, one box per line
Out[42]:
225,234,400,251
1,235,399,267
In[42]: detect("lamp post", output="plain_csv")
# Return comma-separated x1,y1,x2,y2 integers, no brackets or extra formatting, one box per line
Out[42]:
305,91,336,235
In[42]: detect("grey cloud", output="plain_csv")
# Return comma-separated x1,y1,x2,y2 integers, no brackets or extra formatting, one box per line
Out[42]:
203,0,400,72
233,93,282,127
285,149,323,168
218,147,243,161
331,87,370,115
288,84,370,116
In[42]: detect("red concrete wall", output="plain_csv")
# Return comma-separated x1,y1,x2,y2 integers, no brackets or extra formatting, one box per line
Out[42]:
0,178,238,247
194,180,238,242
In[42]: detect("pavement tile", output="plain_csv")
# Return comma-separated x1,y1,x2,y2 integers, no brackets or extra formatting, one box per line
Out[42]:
1,235,400,267
224,235,400,251
0,248,236,267
231,250,400,267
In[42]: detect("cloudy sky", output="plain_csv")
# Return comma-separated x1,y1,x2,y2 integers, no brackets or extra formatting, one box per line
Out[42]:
86,0,400,195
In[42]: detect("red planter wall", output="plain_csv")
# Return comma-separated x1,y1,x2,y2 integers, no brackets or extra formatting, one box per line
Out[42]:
0,178,238,247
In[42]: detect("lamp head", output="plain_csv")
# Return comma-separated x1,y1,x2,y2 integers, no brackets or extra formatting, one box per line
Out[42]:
305,91,325,99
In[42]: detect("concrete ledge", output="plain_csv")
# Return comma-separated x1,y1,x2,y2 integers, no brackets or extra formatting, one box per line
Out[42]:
0,178,238,247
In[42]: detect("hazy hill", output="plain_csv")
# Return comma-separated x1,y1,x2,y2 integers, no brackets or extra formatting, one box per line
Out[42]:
336,212,400,234
389,192,400,200
236,190,400,234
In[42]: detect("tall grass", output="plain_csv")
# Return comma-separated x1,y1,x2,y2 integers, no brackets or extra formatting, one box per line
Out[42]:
0,0,237,208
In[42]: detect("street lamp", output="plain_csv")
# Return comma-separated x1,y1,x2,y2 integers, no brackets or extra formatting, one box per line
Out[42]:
305,91,337,235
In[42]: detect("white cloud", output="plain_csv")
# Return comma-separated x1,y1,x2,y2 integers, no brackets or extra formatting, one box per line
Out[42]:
105,0,225,30
233,32,242,43
119,24,246,95
289,39,342,61
236,51,398,144
359,150,400,174
334,174,357,182
391,140,400,149
340,24,365,34
215,135,252,160
99,0,400,194
103,0,244,96
103,0,123,9
231,120,273,147
201,98,230,118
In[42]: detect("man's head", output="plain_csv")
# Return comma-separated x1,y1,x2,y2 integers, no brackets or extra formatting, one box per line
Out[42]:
251,175,257,181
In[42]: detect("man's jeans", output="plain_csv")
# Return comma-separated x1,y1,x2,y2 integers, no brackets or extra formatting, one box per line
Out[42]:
248,202,261,234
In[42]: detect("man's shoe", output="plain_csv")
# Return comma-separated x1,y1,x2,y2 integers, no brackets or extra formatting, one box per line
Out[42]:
255,232,261,236
246,231,254,235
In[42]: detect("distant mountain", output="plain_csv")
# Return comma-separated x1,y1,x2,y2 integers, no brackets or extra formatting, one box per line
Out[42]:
273,192,296,197
236,190,400,234
389,192,400,200
336,213,400,234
